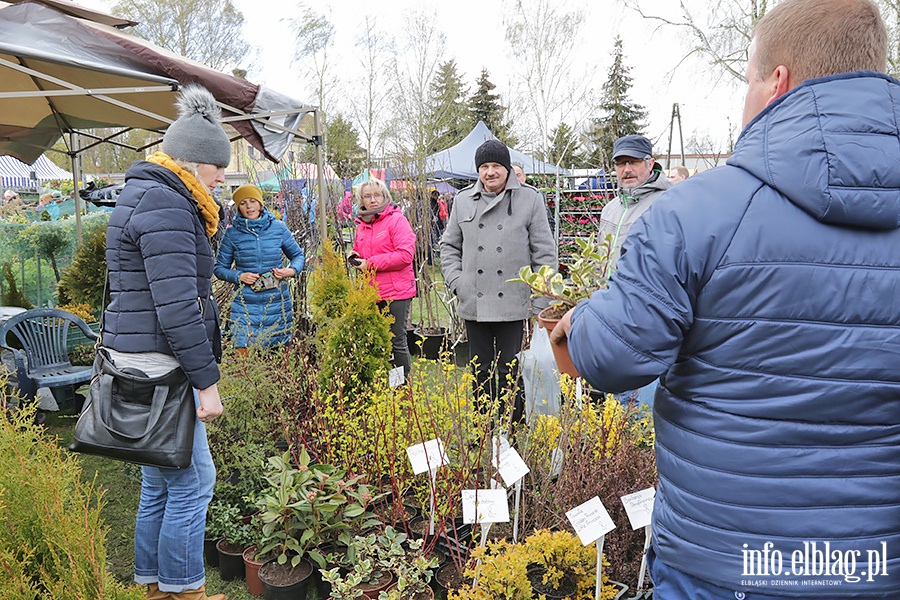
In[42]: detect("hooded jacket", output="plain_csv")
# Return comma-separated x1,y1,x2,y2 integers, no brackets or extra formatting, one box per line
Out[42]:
441,174,557,321
214,208,304,348
103,161,221,390
352,203,417,301
598,170,673,268
568,72,900,596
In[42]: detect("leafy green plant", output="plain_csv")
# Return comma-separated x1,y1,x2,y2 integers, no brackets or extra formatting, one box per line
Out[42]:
509,233,613,318
373,527,438,598
254,449,383,569
207,500,252,548
321,526,437,600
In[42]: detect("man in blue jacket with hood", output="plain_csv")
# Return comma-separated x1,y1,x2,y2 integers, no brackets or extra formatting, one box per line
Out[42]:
553,0,899,597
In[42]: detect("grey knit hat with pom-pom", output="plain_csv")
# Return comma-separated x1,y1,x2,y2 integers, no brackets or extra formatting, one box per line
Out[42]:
162,85,231,167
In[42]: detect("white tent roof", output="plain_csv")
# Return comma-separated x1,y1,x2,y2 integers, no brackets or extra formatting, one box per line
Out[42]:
0,154,72,188
414,121,569,179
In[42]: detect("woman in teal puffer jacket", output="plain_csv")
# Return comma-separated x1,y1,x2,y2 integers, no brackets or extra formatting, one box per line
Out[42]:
214,184,304,349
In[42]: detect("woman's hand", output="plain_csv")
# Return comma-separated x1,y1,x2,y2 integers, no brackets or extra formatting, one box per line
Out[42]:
197,384,223,423
347,252,367,270
239,272,259,285
273,267,295,279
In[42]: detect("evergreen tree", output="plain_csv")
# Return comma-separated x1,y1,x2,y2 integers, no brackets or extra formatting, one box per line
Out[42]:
426,60,470,153
543,122,586,169
468,69,516,145
588,37,647,167
300,113,365,179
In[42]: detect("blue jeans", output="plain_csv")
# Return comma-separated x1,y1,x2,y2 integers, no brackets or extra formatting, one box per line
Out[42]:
614,379,658,407
134,393,215,592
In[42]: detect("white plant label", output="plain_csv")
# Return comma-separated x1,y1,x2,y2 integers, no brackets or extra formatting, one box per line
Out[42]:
388,366,405,388
621,487,656,530
566,496,616,546
406,438,448,475
492,443,530,487
462,489,510,524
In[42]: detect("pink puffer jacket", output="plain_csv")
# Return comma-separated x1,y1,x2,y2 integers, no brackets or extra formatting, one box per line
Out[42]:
353,204,417,301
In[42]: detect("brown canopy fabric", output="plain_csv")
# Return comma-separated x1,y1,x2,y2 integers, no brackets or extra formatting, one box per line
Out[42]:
0,1,316,164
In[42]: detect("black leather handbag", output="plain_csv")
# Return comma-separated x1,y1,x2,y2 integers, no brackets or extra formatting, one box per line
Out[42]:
69,348,195,469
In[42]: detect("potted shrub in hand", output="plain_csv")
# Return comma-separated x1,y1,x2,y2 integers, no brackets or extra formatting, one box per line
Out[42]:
510,233,613,377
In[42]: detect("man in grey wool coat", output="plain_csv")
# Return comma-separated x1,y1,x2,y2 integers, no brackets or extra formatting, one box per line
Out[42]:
440,139,557,424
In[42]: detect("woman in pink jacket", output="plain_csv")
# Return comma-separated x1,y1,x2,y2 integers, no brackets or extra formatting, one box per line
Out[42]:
348,178,417,377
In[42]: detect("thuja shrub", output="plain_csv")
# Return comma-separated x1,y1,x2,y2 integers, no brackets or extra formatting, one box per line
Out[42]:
0,403,143,599
317,269,392,399
307,243,351,331
57,214,108,312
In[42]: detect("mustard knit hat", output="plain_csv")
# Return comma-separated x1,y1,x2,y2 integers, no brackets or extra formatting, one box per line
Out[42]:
232,184,264,208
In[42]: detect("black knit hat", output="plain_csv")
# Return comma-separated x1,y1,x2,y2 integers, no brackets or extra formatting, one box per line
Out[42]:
474,139,512,174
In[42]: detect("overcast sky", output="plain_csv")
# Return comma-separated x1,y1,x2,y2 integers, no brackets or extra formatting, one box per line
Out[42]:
77,0,746,157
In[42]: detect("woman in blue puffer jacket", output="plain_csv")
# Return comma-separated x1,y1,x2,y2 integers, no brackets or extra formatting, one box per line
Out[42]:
214,184,304,349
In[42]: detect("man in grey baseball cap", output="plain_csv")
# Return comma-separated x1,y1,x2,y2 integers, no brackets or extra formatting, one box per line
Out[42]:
600,134,672,269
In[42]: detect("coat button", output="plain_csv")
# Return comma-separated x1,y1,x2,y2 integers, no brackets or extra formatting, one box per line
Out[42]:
497,224,503,230
496,247,502,252
478,246,484,251
477,292,483,298
478,223,484,229
497,270,503,275
477,269,483,274
498,292,504,297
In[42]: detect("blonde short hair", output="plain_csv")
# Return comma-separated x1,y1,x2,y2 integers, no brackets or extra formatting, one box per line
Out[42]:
355,178,392,206
753,0,887,84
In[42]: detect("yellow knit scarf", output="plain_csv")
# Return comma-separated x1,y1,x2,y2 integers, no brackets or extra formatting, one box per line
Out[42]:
146,152,220,237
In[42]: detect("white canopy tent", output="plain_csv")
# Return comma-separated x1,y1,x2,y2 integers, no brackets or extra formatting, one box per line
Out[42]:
0,154,72,189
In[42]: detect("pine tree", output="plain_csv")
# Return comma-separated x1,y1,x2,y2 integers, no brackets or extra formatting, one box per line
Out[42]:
543,122,586,169
426,60,470,153
589,37,647,167
468,69,516,145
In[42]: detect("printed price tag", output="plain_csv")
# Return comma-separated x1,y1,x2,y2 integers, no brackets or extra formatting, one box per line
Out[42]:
406,438,448,475
621,488,655,530
492,442,530,487
462,489,510,524
566,496,615,546
388,366,405,388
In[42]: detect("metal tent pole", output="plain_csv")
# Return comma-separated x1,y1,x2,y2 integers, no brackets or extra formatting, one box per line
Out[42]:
69,132,83,245
314,109,327,243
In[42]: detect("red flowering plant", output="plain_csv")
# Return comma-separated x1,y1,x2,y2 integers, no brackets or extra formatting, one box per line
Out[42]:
253,448,384,568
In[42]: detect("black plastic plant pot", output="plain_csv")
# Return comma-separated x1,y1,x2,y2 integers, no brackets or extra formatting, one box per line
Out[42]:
258,557,314,600
216,539,246,581
204,537,220,567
